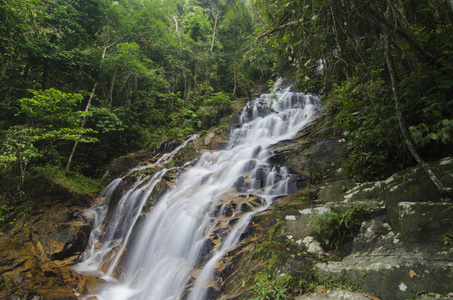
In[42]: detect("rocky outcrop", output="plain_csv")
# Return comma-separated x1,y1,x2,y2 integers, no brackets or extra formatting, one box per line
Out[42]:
215,111,453,300
0,193,99,299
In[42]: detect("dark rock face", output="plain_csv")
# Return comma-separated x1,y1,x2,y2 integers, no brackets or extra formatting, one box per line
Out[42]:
0,194,100,299
51,224,92,261
269,113,348,184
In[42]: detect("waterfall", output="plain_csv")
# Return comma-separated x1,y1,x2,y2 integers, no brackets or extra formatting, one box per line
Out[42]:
76,82,319,300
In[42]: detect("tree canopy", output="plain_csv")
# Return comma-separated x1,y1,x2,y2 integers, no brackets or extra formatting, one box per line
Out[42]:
251,0,453,181
0,0,266,193
1,0,452,204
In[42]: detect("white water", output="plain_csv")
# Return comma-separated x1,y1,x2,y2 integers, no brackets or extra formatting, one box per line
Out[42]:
77,82,319,300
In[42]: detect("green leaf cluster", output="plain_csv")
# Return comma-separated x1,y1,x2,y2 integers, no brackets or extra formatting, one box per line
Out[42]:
249,273,293,300
309,204,367,250
443,233,453,246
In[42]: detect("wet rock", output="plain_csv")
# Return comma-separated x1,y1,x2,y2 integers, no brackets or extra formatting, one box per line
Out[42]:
0,192,96,298
51,224,92,260
158,137,184,153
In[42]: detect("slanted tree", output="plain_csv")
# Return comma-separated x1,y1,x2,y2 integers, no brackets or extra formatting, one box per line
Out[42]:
0,89,98,187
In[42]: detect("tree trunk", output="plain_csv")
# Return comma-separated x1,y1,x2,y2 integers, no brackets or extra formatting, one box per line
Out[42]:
210,12,219,53
329,3,349,80
41,60,49,90
66,43,114,172
109,69,116,105
383,29,452,197
233,66,237,97
173,16,181,45
66,82,98,171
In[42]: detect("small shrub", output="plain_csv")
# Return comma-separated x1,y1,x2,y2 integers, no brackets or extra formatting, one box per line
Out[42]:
249,273,293,300
247,246,282,269
443,233,453,245
0,204,14,223
309,204,367,249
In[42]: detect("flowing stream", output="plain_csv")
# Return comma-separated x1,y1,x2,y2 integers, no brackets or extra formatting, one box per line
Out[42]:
77,82,319,300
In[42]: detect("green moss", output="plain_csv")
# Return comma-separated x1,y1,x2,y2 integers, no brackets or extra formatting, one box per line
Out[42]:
299,191,318,202
407,185,420,197
268,219,285,241
31,165,103,196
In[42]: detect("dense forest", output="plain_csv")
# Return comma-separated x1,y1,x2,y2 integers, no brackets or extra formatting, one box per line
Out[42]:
1,0,453,213
0,0,271,200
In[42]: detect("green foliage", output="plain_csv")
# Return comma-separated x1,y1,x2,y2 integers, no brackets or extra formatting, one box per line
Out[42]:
329,75,410,181
248,246,282,270
252,0,453,180
201,92,233,127
0,204,14,223
0,88,99,185
299,191,318,202
268,219,284,241
17,88,98,143
249,273,293,300
16,190,32,219
31,165,103,195
410,119,453,147
443,233,453,245
309,204,367,249
0,0,267,182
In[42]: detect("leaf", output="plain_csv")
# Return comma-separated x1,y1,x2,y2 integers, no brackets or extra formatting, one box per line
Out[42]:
410,269,417,278
427,132,438,140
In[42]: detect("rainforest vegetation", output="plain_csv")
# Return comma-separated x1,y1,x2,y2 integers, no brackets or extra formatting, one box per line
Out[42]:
1,0,452,213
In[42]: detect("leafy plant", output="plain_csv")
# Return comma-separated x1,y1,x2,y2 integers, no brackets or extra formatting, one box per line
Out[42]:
247,246,283,270
329,75,409,182
299,191,318,202
443,233,453,245
268,219,284,241
309,204,367,249
409,119,453,147
16,190,33,218
249,273,293,300
0,204,14,223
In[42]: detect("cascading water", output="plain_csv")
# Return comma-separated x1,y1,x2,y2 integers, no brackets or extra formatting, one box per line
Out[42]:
76,81,319,300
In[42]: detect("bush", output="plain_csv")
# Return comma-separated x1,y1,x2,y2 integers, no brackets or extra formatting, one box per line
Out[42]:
309,204,367,250
249,273,293,300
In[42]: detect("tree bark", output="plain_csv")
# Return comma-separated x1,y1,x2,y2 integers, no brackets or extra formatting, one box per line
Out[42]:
173,16,181,45
383,29,452,197
329,3,349,80
66,43,115,172
233,65,237,97
210,11,219,53
66,82,98,172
